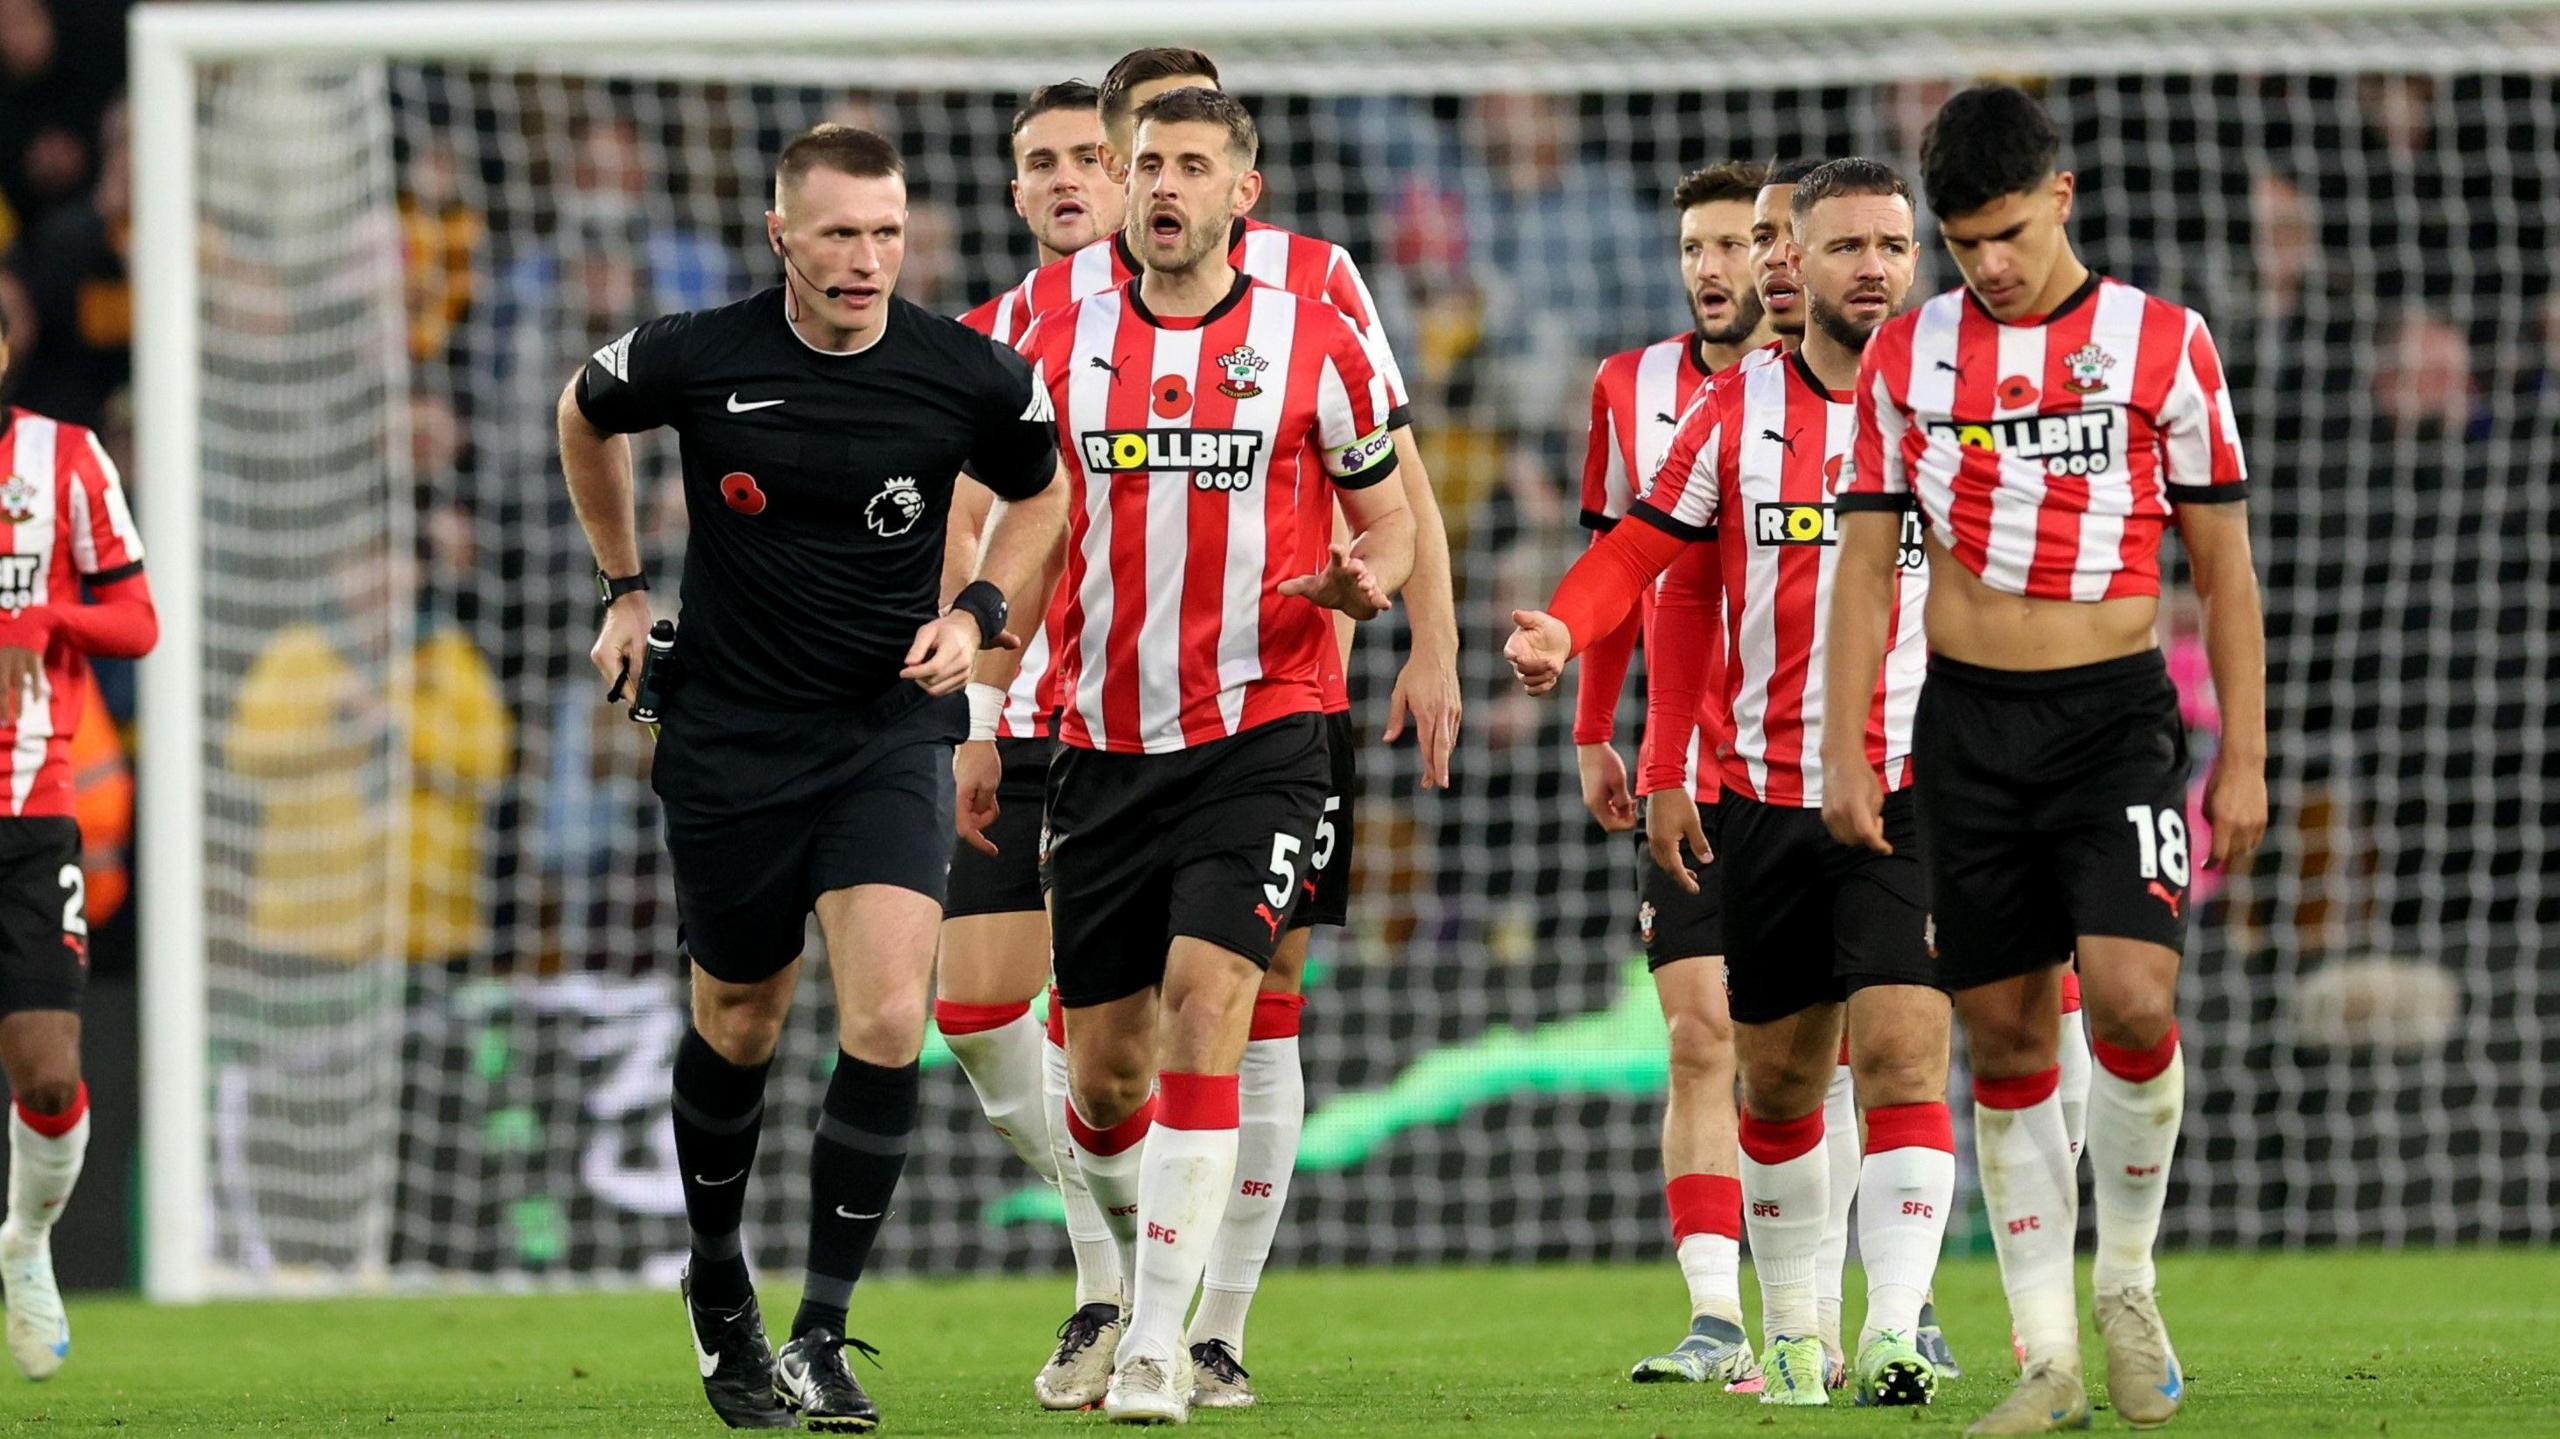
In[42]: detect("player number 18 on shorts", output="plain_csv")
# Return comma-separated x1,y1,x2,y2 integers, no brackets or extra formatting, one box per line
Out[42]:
2123,804,2191,887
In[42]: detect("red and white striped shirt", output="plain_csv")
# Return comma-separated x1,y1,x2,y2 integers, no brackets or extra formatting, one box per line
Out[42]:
1842,274,2247,601
1638,347,1926,808
1579,332,1713,534
963,219,1411,737
1571,332,1725,799
0,409,147,817
1018,276,1398,754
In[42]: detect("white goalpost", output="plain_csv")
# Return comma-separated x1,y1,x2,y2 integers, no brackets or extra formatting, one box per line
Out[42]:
134,0,2560,1301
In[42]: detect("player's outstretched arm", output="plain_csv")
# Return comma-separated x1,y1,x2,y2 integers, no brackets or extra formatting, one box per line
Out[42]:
1381,427,1463,789
556,376,654,694
2176,500,2268,870
1818,510,1900,854
1509,514,1685,698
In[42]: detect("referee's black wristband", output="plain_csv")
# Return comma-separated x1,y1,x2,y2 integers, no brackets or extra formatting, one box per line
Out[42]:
950,580,1009,650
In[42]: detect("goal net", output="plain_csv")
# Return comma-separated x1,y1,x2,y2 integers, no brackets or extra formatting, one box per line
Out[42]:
136,1,2560,1296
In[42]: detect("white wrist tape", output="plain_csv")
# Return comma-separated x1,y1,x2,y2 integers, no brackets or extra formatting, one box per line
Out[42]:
966,682,1006,743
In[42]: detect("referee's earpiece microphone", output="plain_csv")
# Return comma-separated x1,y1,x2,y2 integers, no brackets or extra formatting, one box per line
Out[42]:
775,238,845,300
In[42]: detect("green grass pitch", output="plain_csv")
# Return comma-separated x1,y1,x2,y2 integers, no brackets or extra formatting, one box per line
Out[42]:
11,1250,2555,1435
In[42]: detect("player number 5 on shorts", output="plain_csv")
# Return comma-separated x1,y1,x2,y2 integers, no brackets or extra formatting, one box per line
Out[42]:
1311,796,1341,871
2123,805,2191,887
1264,832,1305,909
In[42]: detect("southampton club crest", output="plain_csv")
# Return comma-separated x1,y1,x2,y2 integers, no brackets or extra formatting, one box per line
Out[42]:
866,475,926,537
2061,342,2116,396
1216,345,1268,400
0,473,38,525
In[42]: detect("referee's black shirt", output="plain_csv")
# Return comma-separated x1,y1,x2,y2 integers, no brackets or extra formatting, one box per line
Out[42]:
576,288,1055,712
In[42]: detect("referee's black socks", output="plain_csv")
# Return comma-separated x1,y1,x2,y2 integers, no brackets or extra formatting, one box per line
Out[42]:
671,1026,774,1312
794,1050,921,1340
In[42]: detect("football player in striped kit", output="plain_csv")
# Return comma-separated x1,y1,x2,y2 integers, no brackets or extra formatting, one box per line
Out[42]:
1825,85,2266,1434
1011,88,1415,1426
0,304,159,1383
1569,158,1773,1392
1510,158,1953,1410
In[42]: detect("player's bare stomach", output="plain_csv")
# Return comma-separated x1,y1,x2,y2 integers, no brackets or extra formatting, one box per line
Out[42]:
1920,537,2159,672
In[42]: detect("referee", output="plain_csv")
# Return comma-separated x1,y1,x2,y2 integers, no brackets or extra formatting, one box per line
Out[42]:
556,124,1062,1434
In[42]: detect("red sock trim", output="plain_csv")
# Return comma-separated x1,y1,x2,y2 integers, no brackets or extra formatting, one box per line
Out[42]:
1737,1106,1825,1165
2091,1023,2180,1083
1666,1172,1742,1243
1863,1100,1955,1154
1973,1066,2061,1111
2059,969,2083,1013
13,1082,87,1138
1156,1071,1241,1130
1249,992,1306,1041
933,998,1032,1036
1065,1095,1154,1156
1044,987,1065,1048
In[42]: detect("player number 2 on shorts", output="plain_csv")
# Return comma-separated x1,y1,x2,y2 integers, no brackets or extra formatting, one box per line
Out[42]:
1263,832,1305,909
57,862,87,937
2123,805,2191,887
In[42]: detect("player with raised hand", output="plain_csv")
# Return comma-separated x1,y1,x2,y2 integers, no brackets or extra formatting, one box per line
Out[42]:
1013,86,1413,1427
0,304,157,1385
1823,86,2264,1434
1509,158,1952,1410
1026,47,1461,1411
1568,158,1771,1391
938,79,1134,1412
558,124,1065,1433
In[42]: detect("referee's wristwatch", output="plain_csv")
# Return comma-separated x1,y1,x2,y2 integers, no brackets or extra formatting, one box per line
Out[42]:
595,567,650,607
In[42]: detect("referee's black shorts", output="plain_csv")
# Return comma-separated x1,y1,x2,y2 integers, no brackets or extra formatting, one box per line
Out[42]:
1042,713,1329,1009
653,681,964,985
945,736,1055,919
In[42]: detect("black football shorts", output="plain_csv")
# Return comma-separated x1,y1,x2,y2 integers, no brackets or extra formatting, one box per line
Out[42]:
1915,650,2193,992
1286,709,1359,932
0,818,85,1015
1637,802,1724,971
1718,789,1932,1025
945,736,1055,920
654,681,964,985
1042,713,1329,1008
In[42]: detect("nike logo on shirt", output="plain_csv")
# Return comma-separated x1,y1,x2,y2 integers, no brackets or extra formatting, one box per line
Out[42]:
726,394,786,412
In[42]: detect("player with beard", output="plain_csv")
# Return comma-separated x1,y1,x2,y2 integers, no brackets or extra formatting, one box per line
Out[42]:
936,80,1136,1411
963,48,1461,1413
1826,86,2263,1434
1510,159,1952,1409
1569,159,1772,1390
1014,87,1415,1425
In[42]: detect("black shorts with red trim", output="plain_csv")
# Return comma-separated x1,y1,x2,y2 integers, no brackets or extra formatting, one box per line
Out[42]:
1915,650,2192,992
0,818,86,1015
1719,789,1932,1025
1286,709,1359,932
1042,713,1330,1008
945,736,1055,919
